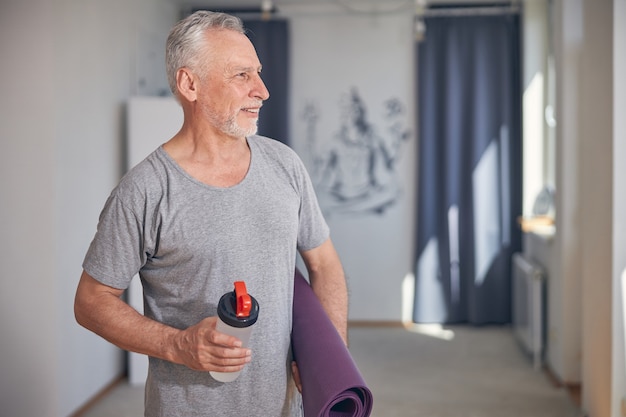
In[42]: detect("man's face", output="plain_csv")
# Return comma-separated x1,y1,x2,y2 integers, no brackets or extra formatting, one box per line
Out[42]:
196,29,270,139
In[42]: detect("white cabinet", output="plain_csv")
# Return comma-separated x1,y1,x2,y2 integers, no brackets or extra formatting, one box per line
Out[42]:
126,96,182,384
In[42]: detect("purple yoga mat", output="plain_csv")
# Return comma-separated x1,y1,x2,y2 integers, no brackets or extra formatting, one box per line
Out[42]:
292,269,373,417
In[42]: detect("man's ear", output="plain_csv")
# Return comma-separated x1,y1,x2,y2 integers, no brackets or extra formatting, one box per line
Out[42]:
176,68,198,102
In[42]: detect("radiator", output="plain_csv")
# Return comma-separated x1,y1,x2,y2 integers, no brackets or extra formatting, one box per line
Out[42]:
512,252,545,370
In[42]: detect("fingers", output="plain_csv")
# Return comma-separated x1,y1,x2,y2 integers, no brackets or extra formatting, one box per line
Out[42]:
206,337,252,373
206,346,252,373
205,320,243,348
184,343,251,372
174,317,252,372
291,361,302,393
209,344,252,366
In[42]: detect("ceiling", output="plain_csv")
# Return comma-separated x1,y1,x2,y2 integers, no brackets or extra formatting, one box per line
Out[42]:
175,0,503,12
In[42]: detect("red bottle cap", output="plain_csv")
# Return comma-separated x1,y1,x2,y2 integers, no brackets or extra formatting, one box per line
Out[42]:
234,281,252,318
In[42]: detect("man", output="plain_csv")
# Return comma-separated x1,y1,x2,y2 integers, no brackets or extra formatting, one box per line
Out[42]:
74,10,348,417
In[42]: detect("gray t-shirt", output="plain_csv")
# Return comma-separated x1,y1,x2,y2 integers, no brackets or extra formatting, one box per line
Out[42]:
83,135,329,417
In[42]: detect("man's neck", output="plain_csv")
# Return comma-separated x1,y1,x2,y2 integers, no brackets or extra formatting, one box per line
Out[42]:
163,128,251,188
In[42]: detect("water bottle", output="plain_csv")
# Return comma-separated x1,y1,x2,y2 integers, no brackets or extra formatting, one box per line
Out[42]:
210,281,259,382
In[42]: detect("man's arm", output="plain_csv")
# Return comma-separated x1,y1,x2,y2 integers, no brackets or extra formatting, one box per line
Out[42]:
300,238,348,345
74,270,251,372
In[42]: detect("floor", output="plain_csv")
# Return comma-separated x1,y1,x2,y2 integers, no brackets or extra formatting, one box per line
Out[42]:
75,325,582,417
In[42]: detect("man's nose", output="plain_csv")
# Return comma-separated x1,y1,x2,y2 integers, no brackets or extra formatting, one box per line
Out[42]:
252,74,270,101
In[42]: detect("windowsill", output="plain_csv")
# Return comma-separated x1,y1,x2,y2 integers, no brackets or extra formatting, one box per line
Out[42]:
518,215,556,240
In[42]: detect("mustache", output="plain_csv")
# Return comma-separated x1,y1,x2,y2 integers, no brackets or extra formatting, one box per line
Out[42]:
243,101,263,109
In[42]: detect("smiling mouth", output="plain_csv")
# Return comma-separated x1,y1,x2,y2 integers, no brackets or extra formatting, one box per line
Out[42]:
242,101,263,115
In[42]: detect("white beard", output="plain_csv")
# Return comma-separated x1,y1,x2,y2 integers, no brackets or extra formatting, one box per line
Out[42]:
203,105,260,138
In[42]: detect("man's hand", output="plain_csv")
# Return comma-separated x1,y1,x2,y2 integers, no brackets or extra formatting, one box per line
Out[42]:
291,361,302,393
172,316,252,372
75,271,251,374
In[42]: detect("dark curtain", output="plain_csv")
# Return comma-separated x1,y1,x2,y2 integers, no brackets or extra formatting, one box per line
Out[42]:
244,19,290,145
414,13,522,324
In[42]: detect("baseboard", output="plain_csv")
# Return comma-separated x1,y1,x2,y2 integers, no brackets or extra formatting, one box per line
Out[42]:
349,320,406,328
69,373,125,417
543,364,582,408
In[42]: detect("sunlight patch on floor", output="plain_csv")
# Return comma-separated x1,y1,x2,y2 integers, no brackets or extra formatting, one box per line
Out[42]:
401,272,415,324
403,323,455,341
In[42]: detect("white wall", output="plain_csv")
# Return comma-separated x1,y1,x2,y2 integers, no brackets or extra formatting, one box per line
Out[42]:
612,1,626,415
553,2,619,416
0,2,59,415
551,0,584,385
578,1,613,415
0,1,178,415
283,4,417,321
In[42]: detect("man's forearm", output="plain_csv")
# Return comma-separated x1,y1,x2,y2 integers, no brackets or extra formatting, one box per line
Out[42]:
301,238,349,344
74,271,252,372
310,267,348,345
74,272,181,363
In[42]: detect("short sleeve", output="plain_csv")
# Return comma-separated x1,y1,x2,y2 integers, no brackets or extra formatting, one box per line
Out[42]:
82,189,146,290
294,155,330,251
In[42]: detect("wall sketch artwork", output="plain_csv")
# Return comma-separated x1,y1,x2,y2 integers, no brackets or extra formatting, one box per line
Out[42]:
301,87,411,217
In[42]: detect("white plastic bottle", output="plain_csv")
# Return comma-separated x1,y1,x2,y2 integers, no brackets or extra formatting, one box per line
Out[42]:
210,281,259,383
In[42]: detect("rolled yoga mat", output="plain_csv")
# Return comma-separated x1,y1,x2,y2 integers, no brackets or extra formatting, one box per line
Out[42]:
292,269,373,417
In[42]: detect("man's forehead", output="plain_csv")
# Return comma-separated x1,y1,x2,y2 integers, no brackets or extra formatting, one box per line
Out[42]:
222,51,263,73
207,31,261,68
227,62,263,72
